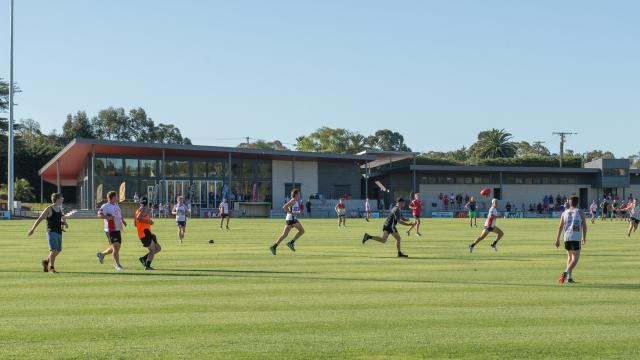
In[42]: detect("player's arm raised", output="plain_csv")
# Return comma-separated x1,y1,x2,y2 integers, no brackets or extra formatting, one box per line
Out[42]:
27,206,51,236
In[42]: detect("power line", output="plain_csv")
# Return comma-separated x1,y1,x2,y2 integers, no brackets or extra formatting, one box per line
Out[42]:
553,132,577,168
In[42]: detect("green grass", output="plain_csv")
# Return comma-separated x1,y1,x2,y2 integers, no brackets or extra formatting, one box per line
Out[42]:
1,217,639,359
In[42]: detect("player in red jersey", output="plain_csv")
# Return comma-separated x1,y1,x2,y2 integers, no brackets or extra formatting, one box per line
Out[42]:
406,193,423,236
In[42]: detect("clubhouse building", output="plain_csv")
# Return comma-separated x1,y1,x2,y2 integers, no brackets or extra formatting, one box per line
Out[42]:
39,138,640,217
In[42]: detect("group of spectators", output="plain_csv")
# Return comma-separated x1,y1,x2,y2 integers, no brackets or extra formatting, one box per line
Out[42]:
439,193,472,211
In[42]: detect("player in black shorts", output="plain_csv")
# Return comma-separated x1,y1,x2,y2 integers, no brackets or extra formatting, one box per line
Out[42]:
270,189,305,255
362,198,414,258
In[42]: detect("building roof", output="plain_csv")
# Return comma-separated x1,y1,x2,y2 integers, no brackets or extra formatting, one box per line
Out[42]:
39,138,377,186
356,150,420,169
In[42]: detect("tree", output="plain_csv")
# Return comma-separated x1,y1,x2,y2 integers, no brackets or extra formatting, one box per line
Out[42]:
516,141,550,157
295,127,367,154
152,123,187,144
366,129,411,151
238,139,289,151
468,129,517,159
582,150,615,163
16,118,43,146
91,107,131,141
62,111,94,142
0,178,36,202
128,108,155,142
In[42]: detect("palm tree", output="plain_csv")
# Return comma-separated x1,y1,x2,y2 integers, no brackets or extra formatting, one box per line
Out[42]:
0,178,36,202
472,129,517,159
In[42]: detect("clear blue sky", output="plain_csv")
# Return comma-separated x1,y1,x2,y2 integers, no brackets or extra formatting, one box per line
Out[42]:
1,0,639,156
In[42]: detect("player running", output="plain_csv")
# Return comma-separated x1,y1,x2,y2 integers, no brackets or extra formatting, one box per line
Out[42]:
465,196,479,227
172,196,189,244
219,198,231,230
270,189,305,255
135,197,162,270
362,197,413,258
406,193,423,236
27,193,68,274
335,198,347,227
621,198,639,238
469,198,504,253
556,196,587,284
96,191,127,271
589,200,598,224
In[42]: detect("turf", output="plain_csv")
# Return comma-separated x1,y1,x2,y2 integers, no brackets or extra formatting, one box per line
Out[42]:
1,217,639,359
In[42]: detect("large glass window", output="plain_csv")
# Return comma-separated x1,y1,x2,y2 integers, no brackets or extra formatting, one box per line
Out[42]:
165,160,189,177
604,168,628,177
256,162,272,179
124,159,138,177
208,160,226,178
105,158,123,176
140,160,157,177
193,161,207,178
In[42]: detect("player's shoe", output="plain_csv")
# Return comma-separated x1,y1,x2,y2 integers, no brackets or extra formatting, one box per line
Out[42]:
567,278,576,284
406,230,410,236
48,267,58,274
269,245,277,255
558,272,567,284
41,259,49,273
490,242,498,251
96,252,104,264
286,241,296,252
144,266,155,271
362,233,370,244
469,244,474,253
365,218,370,222
416,232,422,237
139,257,146,268
397,252,409,258
226,226,230,230
115,265,124,271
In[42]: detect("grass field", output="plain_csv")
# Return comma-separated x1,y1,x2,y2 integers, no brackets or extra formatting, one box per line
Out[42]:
1,217,639,359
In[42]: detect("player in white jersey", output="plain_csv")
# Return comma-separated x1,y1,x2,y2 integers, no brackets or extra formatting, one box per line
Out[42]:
96,191,127,271
335,198,347,227
219,198,231,230
589,200,598,224
172,196,189,244
621,198,640,238
270,189,305,255
364,198,372,222
469,198,504,253
555,196,587,284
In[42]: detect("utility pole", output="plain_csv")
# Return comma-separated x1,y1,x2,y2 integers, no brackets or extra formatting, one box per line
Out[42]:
8,0,15,218
553,132,577,168
246,137,250,145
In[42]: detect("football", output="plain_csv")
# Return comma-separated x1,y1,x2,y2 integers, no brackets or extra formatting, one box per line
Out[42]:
480,188,491,197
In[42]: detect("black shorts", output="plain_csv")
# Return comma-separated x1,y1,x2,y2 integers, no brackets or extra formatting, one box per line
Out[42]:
177,220,187,227
338,214,346,218
383,225,398,234
140,229,158,248
220,213,229,219
484,226,495,233
105,231,122,244
631,218,640,225
564,241,581,251
286,219,299,226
